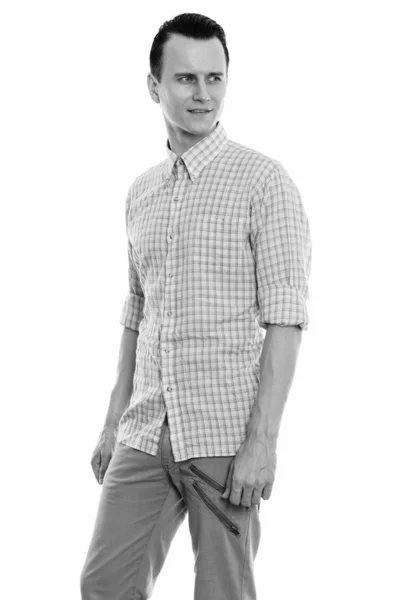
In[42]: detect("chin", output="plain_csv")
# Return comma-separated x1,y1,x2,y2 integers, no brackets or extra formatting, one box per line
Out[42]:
186,116,215,128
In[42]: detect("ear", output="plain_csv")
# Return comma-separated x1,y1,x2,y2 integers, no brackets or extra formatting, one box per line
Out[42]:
147,73,160,104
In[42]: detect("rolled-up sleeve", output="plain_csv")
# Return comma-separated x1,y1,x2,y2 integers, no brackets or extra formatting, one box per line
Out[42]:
251,161,312,330
119,187,145,332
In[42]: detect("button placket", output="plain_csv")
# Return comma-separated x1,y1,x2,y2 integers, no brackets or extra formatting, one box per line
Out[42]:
161,164,185,409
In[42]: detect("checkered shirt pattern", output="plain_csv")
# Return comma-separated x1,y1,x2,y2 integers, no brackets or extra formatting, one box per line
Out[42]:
117,121,312,462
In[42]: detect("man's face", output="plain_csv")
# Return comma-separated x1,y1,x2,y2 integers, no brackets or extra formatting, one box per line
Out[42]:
149,33,227,139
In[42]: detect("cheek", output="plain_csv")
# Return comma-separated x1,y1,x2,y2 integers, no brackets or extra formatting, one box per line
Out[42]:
162,95,183,118
167,91,188,111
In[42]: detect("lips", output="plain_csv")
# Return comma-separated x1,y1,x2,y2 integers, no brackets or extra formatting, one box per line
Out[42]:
188,110,211,113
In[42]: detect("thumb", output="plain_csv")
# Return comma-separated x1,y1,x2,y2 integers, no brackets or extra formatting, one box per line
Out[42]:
221,460,234,498
221,487,230,499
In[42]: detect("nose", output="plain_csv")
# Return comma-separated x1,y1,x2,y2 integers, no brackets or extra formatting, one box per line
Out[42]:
193,79,210,102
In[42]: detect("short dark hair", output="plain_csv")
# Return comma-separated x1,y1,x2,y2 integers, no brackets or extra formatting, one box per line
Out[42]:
149,12,230,83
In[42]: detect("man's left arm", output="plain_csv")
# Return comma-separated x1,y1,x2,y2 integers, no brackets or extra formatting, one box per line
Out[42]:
221,324,302,508
247,323,302,442
221,162,311,509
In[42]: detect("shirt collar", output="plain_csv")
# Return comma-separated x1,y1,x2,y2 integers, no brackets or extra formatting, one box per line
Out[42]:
164,120,228,183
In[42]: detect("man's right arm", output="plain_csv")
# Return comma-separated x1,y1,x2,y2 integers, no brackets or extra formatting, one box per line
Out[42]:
104,326,139,429
102,186,144,430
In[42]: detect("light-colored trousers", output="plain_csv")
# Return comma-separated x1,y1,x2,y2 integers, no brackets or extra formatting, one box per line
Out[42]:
80,414,262,599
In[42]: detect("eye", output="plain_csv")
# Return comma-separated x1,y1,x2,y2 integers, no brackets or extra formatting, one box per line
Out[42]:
178,76,222,83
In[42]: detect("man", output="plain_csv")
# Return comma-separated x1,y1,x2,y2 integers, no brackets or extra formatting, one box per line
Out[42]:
80,12,312,600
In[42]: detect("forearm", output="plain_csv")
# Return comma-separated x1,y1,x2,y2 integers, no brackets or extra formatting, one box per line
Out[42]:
104,326,139,428
246,324,302,444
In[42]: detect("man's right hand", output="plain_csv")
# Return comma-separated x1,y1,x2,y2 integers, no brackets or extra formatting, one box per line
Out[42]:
90,423,118,484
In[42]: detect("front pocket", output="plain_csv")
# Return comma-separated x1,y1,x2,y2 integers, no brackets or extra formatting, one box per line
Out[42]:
192,481,241,537
189,463,226,493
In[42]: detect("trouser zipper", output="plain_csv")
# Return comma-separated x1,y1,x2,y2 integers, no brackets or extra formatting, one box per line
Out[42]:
192,481,241,537
189,463,226,493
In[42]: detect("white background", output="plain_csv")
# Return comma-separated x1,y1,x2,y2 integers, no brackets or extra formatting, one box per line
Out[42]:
1,1,399,598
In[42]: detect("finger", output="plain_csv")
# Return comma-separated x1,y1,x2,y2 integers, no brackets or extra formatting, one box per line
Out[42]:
241,490,253,509
261,482,274,500
98,448,105,483
91,451,101,469
99,450,113,483
228,480,243,506
251,491,262,506
91,454,100,478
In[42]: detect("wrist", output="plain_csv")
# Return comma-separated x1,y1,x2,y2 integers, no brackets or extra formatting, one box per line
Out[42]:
104,411,122,431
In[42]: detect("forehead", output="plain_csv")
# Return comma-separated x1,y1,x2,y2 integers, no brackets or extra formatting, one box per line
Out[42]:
162,33,226,73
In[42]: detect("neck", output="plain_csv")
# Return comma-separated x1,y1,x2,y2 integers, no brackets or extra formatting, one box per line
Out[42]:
165,120,217,156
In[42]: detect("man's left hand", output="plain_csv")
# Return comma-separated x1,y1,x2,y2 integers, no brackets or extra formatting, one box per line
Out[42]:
221,435,277,508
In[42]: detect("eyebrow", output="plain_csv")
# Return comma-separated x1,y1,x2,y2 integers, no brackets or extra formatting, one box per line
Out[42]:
173,72,224,78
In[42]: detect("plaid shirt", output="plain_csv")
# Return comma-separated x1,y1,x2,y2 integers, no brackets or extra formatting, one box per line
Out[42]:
117,121,312,462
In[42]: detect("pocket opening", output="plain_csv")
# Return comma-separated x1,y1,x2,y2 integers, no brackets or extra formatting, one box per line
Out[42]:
192,481,240,537
189,463,226,493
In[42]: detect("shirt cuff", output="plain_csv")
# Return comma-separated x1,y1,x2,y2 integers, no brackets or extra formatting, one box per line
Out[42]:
119,292,145,332
257,284,309,330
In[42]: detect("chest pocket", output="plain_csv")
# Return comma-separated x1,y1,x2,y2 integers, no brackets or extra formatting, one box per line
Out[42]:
191,214,248,274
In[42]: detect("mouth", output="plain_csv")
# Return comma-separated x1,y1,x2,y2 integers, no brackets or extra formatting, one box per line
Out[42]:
188,109,212,114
